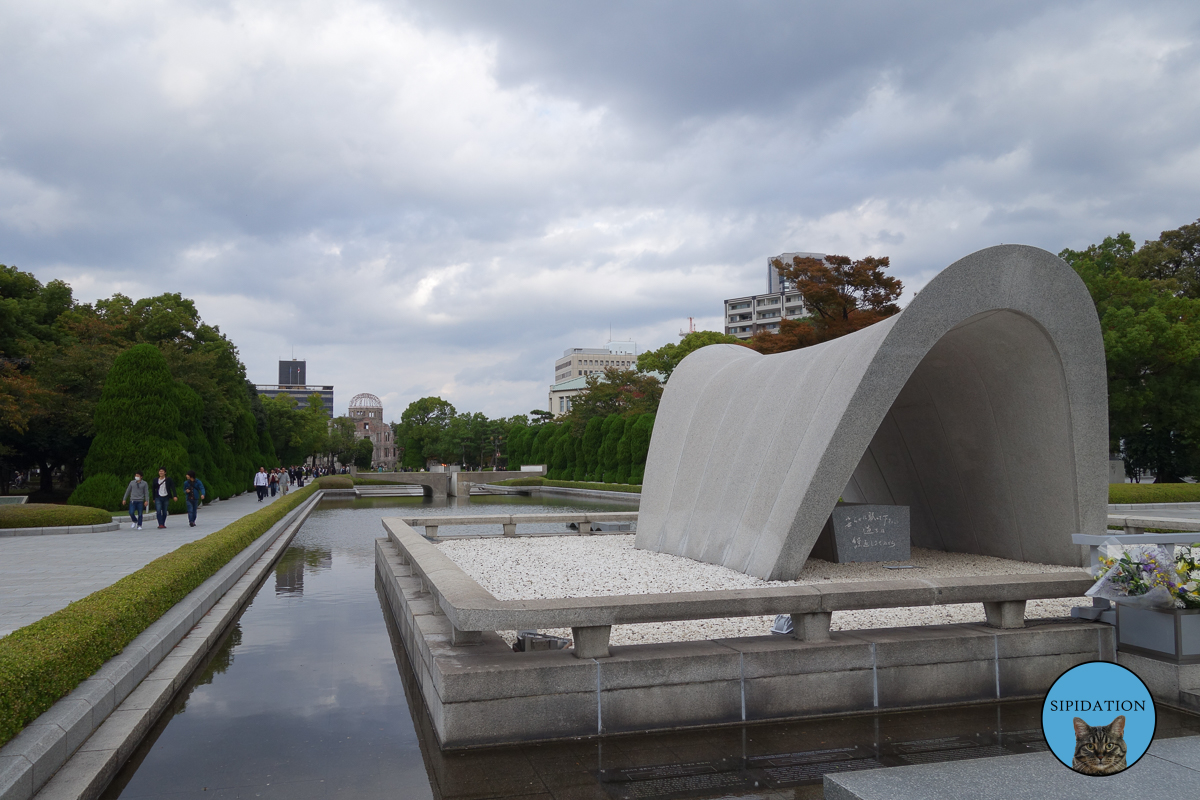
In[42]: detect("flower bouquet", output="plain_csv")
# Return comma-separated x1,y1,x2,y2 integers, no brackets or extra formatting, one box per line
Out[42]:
1088,543,1200,609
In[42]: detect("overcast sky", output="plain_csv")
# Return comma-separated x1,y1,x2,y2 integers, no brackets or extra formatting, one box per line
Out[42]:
3,0,1199,419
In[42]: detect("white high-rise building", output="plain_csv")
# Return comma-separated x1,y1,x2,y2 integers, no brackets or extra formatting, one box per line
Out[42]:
723,252,822,339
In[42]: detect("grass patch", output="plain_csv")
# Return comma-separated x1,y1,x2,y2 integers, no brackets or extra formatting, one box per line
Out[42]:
315,476,353,490
490,477,642,493
0,482,319,747
1109,483,1200,504
0,504,112,529
353,478,413,486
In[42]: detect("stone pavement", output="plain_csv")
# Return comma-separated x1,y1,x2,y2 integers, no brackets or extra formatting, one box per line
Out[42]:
0,490,287,637
824,734,1200,799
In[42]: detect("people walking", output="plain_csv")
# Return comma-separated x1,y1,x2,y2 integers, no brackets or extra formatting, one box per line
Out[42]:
121,471,149,530
150,468,177,529
269,469,278,497
279,468,290,496
253,467,269,501
183,471,206,528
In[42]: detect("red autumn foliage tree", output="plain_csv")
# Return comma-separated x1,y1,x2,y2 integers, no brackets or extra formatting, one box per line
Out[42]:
747,254,903,354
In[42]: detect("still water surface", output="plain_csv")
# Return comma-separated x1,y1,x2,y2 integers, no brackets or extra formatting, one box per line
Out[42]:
103,496,1200,799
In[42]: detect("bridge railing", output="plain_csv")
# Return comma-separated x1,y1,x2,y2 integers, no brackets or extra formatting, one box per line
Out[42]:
399,512,638,538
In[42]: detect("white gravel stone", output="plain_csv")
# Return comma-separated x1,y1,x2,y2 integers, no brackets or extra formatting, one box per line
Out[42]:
436,535,1090,646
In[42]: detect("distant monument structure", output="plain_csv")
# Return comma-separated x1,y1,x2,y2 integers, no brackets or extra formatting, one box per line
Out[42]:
349,393,397,471
637,245,1109,580
256,359,334,417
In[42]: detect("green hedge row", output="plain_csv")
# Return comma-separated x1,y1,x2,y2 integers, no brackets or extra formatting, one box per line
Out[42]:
0,504,112,529
491,477,642,494
316,476,353,490
0,483,319,747
1109,482,1200,504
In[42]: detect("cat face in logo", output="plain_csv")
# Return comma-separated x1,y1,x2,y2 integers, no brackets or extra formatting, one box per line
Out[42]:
1071,715,1127,776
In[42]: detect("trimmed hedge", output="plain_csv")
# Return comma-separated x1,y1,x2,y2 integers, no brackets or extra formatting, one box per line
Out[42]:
1109,482,1200,504
353,478,411,486
0,504,112,529
0,482,319,747
491,477,642,494
316,476,353,490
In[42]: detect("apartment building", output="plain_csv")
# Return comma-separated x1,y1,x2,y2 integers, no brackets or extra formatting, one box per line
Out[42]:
724,252,824,340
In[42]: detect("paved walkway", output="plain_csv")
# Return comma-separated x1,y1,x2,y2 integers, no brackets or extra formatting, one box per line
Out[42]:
0,490,290,637
826,735,1200,799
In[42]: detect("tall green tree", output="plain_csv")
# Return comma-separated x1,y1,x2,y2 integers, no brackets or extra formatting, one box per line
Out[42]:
565,368,662,432
1061,230,1200,481
636,330,747,383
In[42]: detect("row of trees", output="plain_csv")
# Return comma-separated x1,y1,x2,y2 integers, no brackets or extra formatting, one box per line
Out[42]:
0,268,277,499
1059,219,1200,481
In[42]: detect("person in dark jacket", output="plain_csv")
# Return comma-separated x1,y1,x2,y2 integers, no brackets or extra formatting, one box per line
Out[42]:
182,471,206,528
150,468,177,529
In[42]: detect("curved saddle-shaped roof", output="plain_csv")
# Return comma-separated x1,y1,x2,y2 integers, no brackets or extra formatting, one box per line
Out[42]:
635,245,1108,580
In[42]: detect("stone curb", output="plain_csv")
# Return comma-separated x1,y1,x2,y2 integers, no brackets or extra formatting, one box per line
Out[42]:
1109,501,1200,511
0,491,324,800
0,523,119,539
534,486,641,501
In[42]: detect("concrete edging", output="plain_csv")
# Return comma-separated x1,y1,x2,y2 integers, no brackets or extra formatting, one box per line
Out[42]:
0,491,325,800
531,486,641,501
1109,501,1200,512
375,534,1116,749
0,523,119,539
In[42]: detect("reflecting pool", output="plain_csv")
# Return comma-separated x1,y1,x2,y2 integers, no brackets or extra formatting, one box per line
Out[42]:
102,496,1200,799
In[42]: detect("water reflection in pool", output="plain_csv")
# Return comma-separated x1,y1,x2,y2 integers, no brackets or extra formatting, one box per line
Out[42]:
102,496,1200,799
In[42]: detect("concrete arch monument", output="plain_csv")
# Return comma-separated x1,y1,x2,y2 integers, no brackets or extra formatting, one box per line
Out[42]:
635,245,1108,580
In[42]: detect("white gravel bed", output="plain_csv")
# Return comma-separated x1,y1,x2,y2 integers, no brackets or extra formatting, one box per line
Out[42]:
436,535,1090,646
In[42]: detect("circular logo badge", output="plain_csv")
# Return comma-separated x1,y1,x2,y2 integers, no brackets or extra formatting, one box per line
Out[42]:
1041,661,1155,776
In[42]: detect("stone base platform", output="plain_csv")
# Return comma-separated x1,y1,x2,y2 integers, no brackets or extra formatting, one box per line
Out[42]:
376,537,1115,750
824,735,1200,799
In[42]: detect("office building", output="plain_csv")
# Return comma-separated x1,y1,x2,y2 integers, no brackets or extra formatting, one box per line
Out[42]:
255,359,335,417
548,341,638,418
553,341,637,383
724,252,823,339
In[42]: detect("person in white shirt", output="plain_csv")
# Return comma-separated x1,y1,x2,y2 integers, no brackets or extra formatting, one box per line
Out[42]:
253,467,269,501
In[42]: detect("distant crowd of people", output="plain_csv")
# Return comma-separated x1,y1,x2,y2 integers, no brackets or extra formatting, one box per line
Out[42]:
121,463,350,530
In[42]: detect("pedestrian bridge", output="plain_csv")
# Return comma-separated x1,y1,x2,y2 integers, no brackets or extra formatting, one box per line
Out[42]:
354,469,543,500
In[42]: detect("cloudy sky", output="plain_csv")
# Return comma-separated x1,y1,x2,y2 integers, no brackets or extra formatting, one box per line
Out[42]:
3,1,1199,419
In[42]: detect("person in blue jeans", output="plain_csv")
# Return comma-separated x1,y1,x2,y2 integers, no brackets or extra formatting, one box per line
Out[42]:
183,471,206,528
121,471,149,530
150,468,177,529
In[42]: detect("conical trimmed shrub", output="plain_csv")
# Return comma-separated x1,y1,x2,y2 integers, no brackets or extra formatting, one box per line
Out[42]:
71,344,190,509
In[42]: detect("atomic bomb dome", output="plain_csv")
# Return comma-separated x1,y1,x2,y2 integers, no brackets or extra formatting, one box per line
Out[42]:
348,393,396,471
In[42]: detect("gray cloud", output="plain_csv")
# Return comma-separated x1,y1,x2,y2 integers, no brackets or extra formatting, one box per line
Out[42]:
2,0,1200,417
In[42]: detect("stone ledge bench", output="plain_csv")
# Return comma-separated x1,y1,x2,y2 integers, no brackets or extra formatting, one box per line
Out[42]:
383,517,1094,658
401,512,639,539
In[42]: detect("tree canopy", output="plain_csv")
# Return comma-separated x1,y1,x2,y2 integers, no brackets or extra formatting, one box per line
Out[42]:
1061,227,1200,481
747,253,902,354
636,330,747,382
